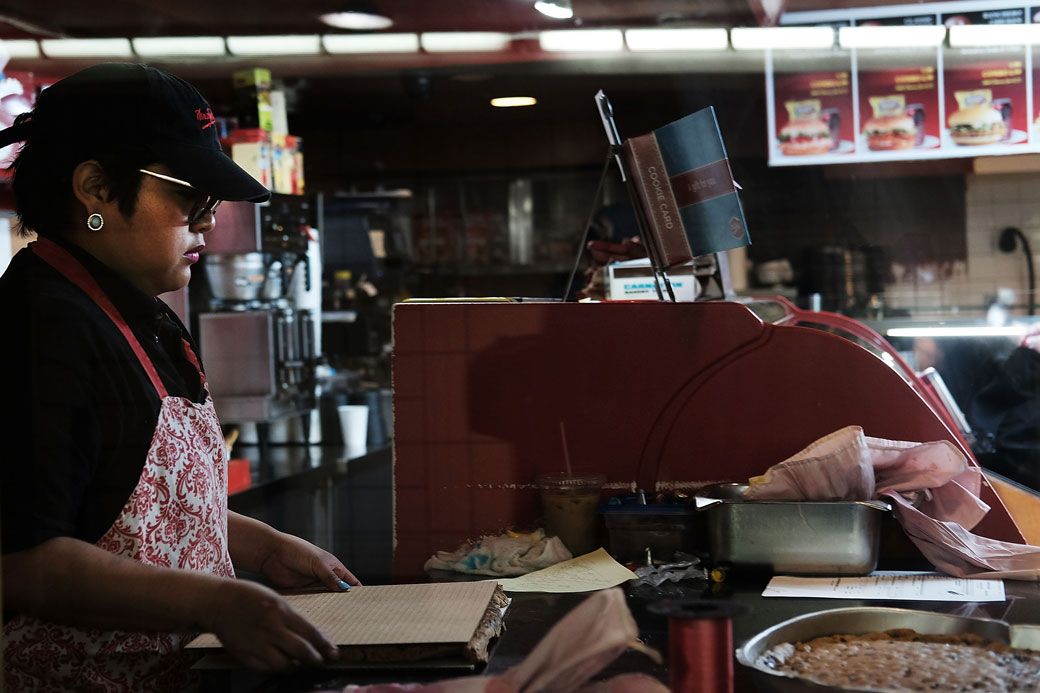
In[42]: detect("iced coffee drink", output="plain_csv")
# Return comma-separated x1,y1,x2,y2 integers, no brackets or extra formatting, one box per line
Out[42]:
536,472,606,556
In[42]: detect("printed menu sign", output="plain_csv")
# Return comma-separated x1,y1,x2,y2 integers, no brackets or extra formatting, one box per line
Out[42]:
773,71,854,160
768,1,1040,166
856,14,936,26
858,67,940,153
943,61,1027,148
941,8,1025,25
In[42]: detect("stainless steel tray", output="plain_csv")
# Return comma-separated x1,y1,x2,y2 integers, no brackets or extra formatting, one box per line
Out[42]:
736,606,1014,692
696,483,890,575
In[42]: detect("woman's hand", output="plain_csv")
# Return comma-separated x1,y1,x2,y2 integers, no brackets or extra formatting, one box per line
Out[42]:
204,579,339,671
226,511,360,591
258,531,361,591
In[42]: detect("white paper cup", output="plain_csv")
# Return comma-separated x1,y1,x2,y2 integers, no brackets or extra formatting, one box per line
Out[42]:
337,404,369,456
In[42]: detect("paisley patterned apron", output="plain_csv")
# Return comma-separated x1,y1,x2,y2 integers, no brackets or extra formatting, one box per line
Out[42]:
3,237,235,692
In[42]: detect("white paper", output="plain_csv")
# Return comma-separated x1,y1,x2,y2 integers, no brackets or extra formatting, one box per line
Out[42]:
762,571,1005,602
495,547,637,593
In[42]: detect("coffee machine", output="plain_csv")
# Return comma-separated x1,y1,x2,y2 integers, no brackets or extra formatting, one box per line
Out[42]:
193,193,322,443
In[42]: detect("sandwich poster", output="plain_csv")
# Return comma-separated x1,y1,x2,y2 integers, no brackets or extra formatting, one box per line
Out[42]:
767,1,1040,166
943,62,1027,148
857,67,940,153
773,71,855,161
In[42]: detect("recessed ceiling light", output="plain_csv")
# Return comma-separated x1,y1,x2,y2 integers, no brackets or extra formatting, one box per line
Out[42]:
491,96,537,107
534,0,573,20
320,11,393,31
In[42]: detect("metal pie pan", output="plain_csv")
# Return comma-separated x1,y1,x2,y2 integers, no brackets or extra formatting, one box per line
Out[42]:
735,606,1012,692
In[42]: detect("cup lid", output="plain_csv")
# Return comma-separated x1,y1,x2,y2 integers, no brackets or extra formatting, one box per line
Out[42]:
535,472,606,489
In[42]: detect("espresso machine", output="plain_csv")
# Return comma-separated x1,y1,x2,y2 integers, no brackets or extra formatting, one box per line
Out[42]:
193,193,322,445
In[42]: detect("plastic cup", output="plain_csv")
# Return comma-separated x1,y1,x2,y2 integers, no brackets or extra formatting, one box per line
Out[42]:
536,472,606,557
337,404,369,456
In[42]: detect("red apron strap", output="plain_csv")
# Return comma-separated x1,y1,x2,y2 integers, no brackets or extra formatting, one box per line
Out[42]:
180,338,206,385
31,237,169,399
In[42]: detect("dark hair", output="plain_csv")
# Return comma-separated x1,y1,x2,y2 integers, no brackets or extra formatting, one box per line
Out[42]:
9,110,161,238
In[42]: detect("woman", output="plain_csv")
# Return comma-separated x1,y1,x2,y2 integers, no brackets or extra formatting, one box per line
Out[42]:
0,63,359,691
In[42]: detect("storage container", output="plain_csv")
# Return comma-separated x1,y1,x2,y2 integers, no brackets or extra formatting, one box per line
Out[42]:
696,482,889,575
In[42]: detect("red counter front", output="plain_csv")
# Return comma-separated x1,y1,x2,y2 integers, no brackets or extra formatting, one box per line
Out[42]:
390,301,1023,582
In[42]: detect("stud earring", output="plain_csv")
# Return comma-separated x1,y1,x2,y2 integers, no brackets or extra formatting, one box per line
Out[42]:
86,213,104,231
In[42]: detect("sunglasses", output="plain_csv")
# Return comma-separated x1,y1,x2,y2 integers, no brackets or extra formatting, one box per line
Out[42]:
138,169,221,226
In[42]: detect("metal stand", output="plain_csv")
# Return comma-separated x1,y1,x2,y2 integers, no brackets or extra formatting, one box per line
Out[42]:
562,145,676,303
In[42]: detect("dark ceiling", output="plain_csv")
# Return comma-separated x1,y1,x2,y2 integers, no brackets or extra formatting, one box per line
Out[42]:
0,0,911,182
0,0,907,39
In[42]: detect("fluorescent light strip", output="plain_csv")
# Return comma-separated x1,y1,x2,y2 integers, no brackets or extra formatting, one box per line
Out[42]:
421,32,511,52
491,96,537,107
40,38,133,58
322,33,419,54
838,25,946,49
227,35,320,56
539,29,624,52
625,28,728,51
730,26,835,50
132,36,226,57
3,40,40,58
887,326,1026,338
948,23,1040,47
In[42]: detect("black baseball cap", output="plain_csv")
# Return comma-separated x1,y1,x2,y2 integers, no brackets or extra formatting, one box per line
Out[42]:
0,62,270,203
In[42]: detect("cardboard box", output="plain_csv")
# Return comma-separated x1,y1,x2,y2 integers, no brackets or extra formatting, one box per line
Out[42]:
226,128,272,188
232,67,273,132
606,258,699,301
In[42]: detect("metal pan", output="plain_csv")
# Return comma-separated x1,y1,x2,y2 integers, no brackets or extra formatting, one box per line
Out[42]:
735,606,1016,692
696,483,891,575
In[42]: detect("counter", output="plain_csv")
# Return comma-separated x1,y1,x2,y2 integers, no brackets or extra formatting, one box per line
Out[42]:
227,443,393,586
197,573,1040,692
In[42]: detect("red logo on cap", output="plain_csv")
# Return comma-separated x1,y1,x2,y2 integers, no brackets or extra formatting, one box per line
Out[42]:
195,107,216,130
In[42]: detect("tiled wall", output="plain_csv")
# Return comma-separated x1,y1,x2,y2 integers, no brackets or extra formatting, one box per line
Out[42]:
884,173,1040,318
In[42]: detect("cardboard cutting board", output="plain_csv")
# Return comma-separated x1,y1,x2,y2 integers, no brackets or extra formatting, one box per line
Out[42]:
186,581,500,649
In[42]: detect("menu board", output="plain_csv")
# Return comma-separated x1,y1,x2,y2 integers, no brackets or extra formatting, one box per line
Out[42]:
770,0,1040,166
773,71,855,159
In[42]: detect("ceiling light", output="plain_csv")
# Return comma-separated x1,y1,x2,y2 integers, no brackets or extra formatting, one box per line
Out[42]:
40,38,133,58
322,33,419,53
838,25,946,49
886,326,1026,338
491,96,537,107
421,32,512,52
535,0,573,20
132,36,226,57
539,29,624,52
730,26,835,50
226,35,321,56
3,40,40,58
948,23,1040,47
320,11,393,31
625,28,728,51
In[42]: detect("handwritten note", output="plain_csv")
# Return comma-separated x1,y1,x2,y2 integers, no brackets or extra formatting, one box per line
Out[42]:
495,547,637,593
763,571,1005,602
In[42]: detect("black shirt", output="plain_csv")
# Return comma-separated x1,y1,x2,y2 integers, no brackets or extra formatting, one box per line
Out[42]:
0,239,206,554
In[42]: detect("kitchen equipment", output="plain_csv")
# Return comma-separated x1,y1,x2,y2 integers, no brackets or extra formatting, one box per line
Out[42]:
695,483,889,575
736,606,1033,692
194,194,321,433
599,494,698,563
203,252,266,302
